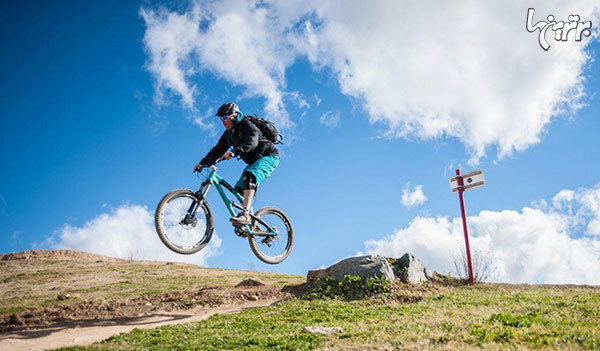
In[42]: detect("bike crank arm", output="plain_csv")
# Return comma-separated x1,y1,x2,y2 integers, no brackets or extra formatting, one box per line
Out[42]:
247,230,275,237
248,216,277,237
231,202,277,237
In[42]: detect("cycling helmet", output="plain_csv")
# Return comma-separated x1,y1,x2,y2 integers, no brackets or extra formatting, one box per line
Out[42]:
216,102,240,117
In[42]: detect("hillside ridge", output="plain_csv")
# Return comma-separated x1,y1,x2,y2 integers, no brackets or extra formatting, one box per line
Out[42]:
0,249,126,263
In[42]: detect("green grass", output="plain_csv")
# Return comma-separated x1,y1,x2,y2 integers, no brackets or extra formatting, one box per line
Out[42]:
54,283,600,350
4,255,598,349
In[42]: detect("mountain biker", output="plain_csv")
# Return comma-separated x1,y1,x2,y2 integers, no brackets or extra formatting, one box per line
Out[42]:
193,102,280,227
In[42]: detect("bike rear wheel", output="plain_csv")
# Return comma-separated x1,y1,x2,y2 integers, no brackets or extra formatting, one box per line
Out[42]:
155,189,214,255
248,206,294,264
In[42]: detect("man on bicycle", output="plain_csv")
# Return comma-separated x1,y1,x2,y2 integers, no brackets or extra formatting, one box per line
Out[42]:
194,102,280,227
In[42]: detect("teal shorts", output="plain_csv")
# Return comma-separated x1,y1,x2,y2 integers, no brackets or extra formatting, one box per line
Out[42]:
235,155,280,191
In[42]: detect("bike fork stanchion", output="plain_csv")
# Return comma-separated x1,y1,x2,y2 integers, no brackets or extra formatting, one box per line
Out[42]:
201,183,212,198
182,201,199,225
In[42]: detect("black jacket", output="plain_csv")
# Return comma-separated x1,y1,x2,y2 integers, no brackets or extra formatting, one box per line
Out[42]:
200,116,279,166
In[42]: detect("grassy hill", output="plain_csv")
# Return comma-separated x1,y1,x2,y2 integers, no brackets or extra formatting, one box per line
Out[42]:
61,283,600,350
1,250,599,350
0,250,304,329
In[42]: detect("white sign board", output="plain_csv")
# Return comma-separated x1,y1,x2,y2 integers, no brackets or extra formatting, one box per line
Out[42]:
449,169,485,192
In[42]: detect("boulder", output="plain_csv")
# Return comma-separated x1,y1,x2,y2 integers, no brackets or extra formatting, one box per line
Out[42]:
235,279,265,287
307,253,434,284
326,255,395,282
306,269,328,281
394,253,428,284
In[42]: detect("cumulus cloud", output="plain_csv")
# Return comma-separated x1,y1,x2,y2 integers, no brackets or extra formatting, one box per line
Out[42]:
300,1,599,162
140,0,299,129
401,183,428,208
551,184,600,235
141,1,599,162
319,110,340,128
44,204,222,266
364,182,600,284
140,7,201,109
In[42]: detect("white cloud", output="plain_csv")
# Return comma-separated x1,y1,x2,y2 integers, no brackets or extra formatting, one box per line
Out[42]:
299,1,599,163
551,184,600,235
140,0,299,129
580,187,600,235
44,204,222,266
364,182,600,284
187,113,218,136
319,110,340,128
401,184,428,208
9,231,20,245
140,6,201,109
285,91,311,110
312,93,322,106
141,1,599,162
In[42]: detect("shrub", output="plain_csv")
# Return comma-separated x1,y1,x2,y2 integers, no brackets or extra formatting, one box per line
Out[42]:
452,248,494,283
304,275,390,300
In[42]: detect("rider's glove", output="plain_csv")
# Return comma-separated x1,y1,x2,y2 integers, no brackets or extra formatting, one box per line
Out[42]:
193,163,204,173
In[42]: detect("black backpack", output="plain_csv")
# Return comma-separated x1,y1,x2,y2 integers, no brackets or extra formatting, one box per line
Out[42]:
244,115,283,144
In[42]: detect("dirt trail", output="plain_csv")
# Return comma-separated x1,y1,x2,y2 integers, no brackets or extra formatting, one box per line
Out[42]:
0,299,280,351
0,250,305,350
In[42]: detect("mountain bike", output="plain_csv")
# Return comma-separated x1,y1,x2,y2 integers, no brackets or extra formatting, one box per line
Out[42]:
154,161,294,264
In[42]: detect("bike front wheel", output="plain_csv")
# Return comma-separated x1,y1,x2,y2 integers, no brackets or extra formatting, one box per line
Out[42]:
248,206,294,264
155,189,214,255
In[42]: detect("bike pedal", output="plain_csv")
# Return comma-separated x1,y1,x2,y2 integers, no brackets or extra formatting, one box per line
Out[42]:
261,237,273,247
234,227,248,238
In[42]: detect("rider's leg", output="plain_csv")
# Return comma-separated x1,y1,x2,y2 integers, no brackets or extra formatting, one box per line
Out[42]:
230,156,279,227
230,172,256,226
243,189,255,210
242,171,257,210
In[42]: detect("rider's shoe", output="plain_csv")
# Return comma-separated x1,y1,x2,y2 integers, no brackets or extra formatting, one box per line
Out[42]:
230,210,251,227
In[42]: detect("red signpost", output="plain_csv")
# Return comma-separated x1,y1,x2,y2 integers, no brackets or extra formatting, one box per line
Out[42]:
455,169,474,285
449,169,485,285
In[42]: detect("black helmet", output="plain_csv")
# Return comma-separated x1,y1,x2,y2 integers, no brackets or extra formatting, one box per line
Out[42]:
215,102,240,117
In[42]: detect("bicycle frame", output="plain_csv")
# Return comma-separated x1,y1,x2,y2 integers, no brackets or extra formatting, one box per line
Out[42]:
192,167,277,237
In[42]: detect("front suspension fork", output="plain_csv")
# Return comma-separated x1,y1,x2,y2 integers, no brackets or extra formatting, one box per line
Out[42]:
182,183,212,225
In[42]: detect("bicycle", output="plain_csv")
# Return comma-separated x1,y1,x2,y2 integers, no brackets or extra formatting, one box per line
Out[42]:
154,161,294,264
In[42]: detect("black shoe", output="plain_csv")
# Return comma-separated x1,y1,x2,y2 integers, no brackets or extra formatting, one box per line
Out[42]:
230,210,251,227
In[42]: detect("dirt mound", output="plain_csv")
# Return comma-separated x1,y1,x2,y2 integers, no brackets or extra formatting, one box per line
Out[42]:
235,278,265,287
0,285,292,332
0,250,125,263
0,249,305,336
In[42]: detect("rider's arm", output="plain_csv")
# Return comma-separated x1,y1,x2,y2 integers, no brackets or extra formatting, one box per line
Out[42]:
234,119,260,155
199,132,230,166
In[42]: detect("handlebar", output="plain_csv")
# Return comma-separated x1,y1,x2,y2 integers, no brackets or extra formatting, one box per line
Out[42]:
195,150,237,173
194,155,230,173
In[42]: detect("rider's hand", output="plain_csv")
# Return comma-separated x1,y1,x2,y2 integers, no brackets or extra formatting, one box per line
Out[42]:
221,151,235,160
193,163,204,173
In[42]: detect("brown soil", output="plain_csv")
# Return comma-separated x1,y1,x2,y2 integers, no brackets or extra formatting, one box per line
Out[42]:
0,285,294,333
0,250,304,334
0,250,126,263
0,301,282,351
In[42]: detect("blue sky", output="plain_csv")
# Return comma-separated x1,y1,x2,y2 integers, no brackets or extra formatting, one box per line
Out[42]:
1,1,600,284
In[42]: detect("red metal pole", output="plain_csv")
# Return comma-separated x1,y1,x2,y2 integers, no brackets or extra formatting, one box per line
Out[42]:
456,169,475,285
